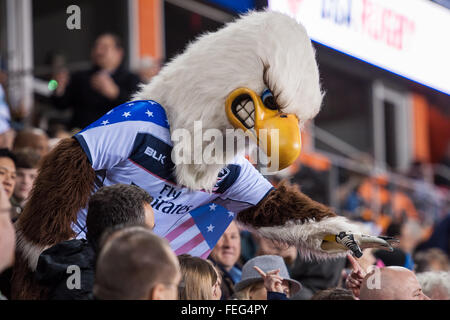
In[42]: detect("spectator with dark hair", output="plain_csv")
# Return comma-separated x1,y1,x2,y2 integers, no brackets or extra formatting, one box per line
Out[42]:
84,184,155,251
310,288,356,300
10,148,41,221
52,33,141,129
0,148,16,204
34,184,154,300
94,226,181,300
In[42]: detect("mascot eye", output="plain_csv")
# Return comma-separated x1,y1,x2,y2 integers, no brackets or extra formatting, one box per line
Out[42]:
261,89,278,110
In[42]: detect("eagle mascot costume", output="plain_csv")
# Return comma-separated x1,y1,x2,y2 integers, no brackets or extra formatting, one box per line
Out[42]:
12,11,396,299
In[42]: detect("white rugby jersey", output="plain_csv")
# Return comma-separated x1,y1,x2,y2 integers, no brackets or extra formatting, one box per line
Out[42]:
73,100,273,239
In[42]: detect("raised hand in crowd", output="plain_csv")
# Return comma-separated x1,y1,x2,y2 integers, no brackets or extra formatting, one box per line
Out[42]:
254,266,289,296
345,253,366,299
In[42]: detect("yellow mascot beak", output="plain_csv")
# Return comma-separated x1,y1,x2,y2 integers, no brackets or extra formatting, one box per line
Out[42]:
225,87,301,171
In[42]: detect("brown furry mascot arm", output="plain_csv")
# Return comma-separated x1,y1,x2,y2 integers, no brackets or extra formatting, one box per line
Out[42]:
15,138,95,270
12,138,95,299
236,181,397,259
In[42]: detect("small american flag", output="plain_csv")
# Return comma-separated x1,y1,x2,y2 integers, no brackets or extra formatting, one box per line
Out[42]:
163,203,235,259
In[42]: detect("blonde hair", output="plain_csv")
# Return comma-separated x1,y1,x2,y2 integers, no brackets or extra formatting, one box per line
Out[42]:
178,254,218,300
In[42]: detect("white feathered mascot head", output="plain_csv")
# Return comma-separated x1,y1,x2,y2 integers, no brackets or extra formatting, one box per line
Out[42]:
135,11,323,191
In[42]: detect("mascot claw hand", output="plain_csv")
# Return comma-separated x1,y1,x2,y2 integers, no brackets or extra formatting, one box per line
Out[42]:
322,232,399,258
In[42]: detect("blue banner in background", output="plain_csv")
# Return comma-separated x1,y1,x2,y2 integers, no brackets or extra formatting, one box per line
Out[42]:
205,0,256,13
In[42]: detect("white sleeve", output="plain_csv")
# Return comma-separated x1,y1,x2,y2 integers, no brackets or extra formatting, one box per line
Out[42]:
75,121,139,171
74,100,170,170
